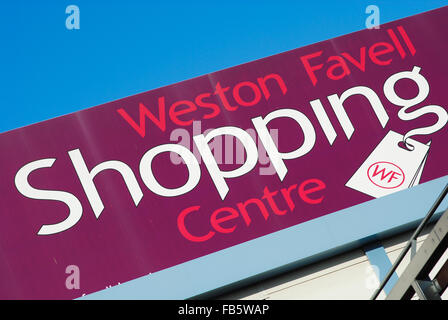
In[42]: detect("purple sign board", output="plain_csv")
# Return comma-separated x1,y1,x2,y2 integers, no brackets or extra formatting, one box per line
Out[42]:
1,7,447,299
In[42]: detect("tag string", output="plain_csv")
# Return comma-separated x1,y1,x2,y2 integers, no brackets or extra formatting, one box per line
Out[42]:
398,104,448,150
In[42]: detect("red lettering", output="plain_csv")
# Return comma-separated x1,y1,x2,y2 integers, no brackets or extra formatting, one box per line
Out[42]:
300,51,324,86
177,178,326,243
211,207,239,233
214,82,238,111
341,47,366,72
195,92,221,119
237,198,269,226
232,81,262,107
299,28,415,86
280,184,297,211
371,165,395,181
397,26,416,56
388,171,402,183
387,28,406,59
257,73,288,99
298,178,326,204
262,186,287,215
177,206,215,242
117,97,166,138
169,100,197,126
118,72,290,137
368,42,394,66
326,56,351,80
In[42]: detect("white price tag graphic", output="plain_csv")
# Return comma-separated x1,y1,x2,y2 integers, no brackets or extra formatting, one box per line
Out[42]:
346,131,430,198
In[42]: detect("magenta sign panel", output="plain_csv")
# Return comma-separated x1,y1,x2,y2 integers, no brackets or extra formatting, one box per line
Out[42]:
1,7,447,299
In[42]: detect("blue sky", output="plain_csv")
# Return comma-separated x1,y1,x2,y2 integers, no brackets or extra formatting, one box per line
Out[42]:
0,0,446,133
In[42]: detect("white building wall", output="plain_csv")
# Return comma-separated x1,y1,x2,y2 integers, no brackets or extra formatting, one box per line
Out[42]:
219,223,447,300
